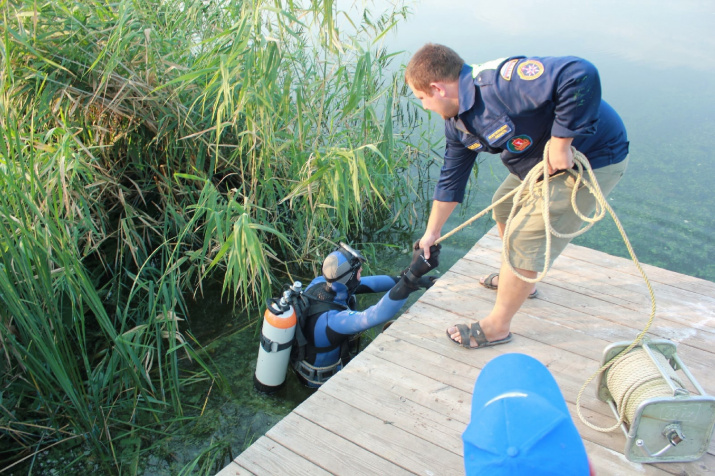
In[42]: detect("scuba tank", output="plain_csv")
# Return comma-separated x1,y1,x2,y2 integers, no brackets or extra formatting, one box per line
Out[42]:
253,282,301,393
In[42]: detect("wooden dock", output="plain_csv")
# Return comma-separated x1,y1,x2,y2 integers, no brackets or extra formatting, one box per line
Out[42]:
218,228,715,475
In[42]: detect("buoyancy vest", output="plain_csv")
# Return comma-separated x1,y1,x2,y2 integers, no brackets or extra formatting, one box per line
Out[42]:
289,283,352,364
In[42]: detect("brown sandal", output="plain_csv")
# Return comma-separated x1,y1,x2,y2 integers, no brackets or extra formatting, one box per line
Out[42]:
480,273,538,299
446,322,513,349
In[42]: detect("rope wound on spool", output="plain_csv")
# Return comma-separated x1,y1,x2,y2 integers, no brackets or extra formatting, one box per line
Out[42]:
606,348,686,425
594,340,715,463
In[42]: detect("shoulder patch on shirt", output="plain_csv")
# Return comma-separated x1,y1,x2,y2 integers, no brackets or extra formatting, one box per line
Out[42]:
486,123,512,144
517,60,544,80
506,135,533,153
500,59,519,81
471,58,508,78
466,139,483,151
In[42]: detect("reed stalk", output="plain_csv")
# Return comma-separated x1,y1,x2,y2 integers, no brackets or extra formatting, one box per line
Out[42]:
0,0,429,471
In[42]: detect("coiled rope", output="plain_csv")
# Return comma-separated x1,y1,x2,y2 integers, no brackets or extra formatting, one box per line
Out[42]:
606,348,685,425
435,141,658,432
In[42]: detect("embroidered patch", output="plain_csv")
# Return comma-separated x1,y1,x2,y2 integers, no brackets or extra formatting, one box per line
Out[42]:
517,60,544,81
471,58,507,78
487,124,512,144
500,59,519,81
506,135,533,153
466,140,483,151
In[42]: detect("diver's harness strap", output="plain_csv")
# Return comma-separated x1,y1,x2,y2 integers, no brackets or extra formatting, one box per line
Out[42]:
290,285,349,362
403,268,420,285
292,359,342,386
260,334,293,353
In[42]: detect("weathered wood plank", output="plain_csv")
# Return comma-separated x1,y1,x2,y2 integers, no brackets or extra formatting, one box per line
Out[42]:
479,230,715,297
319,357,466,453
214,461,254,476
427,262,715,389
265,412,410,475
469,233,715,343
293,391,465,474
225,436,329,476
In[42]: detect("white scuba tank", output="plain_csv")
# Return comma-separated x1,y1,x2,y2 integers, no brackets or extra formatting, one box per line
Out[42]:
253,282,301,393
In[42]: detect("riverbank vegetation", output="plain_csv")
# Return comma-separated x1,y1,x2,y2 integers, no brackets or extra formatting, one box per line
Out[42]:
0,0,430,472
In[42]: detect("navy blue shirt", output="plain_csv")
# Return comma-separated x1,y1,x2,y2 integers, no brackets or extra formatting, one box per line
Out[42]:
434,56,629,203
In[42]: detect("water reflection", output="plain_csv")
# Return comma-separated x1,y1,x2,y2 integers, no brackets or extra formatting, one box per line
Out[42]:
392,0,715,72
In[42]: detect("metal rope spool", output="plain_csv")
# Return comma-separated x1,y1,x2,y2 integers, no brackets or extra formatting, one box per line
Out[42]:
597,339,715,463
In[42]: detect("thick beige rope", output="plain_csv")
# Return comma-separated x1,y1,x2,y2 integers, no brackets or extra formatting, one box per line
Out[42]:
434,141,658,432
606,348,685,426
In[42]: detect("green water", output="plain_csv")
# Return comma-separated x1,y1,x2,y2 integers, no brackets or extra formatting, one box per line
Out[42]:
152,0,715,473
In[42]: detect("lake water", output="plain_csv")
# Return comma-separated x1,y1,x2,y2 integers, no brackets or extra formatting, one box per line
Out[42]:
163,1,715,472
387,0,715,282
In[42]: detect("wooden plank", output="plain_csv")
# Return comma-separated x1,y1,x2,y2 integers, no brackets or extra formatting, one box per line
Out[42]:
428,261,715,392
227,436,330,476
319,356,466,453
265,413,410,475
214,461,254,476
479,230,715,297
377,314,715,474
375,317,611,421
582,441,670,476
383,306,715,459
366,321,694,474
344,348,473,421
469,233,715,341
293,391,465,475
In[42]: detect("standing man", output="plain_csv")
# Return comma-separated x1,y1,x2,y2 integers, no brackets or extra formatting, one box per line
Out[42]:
405,44,629,349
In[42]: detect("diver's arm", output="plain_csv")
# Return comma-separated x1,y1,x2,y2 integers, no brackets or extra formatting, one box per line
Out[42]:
353,275,400,294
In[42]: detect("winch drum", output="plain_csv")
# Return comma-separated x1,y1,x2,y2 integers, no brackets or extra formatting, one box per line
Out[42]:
596,339,715,463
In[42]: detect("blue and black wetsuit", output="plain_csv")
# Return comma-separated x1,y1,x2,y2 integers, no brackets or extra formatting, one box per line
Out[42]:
292,275,407,387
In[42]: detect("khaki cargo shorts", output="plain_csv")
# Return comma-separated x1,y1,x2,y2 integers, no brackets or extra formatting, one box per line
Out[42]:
491,157,629,271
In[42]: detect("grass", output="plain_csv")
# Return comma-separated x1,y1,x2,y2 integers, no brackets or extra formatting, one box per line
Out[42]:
0,0,432,472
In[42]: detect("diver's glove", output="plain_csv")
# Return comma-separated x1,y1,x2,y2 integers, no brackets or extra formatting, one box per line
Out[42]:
391,274,437,289
416,275,437,289
389,243,441,300
403,243,440,284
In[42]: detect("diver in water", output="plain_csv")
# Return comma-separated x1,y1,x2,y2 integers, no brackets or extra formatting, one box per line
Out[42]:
291,242,440,388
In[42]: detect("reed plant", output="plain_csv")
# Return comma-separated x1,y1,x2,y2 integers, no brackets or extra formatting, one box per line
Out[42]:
0,0,429,471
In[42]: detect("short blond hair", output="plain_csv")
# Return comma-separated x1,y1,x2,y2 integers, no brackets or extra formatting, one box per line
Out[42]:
405,43,464,92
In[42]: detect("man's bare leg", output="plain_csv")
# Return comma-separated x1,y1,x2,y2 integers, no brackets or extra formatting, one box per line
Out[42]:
448,260,536,347
448,221,536,347
479,221,536,294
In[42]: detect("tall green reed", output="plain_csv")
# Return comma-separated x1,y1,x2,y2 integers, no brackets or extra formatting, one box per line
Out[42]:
1,0,428,470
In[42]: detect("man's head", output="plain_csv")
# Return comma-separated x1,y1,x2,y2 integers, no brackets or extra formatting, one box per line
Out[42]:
322,242,367,292
405,43,463,119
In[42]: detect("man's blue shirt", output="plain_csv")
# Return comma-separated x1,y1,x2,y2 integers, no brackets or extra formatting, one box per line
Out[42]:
434,56,629,203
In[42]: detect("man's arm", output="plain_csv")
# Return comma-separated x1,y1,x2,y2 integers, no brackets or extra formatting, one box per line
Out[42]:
547,136,574,174
419,200,458,259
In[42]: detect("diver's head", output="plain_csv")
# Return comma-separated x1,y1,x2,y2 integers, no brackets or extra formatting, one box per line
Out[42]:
322,242,367,292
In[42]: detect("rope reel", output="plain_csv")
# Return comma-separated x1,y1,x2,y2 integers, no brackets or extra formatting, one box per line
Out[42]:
596,340,715,463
